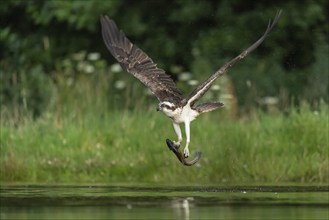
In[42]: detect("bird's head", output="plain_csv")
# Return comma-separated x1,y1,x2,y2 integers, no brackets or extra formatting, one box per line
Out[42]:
157,101,179,117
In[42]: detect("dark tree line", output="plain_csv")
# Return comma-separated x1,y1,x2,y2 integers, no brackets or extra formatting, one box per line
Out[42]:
1,0,328,118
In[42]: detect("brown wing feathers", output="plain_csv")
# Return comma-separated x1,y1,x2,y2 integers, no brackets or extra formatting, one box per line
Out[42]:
100,16,182,104
101,11,282,107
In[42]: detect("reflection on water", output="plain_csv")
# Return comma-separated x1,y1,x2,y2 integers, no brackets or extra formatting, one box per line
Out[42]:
2,205,329,220
1,185,328,220
171,197,193,220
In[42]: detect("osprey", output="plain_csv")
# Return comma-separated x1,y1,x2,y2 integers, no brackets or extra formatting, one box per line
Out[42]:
100,10,282,159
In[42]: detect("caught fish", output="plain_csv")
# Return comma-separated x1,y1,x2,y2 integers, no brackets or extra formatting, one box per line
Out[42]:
166,139,202,166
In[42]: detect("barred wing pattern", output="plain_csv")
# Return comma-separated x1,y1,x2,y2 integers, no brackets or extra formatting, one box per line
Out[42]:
100,16,183,104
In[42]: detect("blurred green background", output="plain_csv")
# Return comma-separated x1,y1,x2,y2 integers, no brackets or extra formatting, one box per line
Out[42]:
0,0,328,184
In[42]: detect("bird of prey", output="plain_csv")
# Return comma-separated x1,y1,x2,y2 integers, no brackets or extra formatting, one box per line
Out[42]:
100,10,282,159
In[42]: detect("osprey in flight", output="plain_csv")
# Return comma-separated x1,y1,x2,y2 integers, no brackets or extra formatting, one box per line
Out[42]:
100,10,282,159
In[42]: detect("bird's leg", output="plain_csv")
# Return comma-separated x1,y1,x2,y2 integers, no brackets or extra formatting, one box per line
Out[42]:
183,121,191,158
172,122,182,147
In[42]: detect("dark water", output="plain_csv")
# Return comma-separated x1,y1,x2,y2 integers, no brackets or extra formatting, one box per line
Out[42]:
1,185,328,220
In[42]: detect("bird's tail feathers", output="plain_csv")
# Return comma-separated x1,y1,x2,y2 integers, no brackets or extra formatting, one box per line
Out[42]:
194,102,224,113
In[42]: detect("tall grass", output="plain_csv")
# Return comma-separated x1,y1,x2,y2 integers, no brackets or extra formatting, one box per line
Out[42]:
0,54,328,184
0,102,328,184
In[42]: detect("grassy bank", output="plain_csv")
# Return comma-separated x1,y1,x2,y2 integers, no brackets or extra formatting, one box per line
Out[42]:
0,104,328,184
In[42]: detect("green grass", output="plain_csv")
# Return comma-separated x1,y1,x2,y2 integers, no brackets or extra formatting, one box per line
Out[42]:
0,104,328,184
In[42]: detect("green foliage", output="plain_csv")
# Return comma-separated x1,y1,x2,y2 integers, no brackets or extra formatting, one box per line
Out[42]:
1,0,328,118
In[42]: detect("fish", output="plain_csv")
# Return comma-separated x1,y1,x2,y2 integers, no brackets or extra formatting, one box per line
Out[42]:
166,139,202,166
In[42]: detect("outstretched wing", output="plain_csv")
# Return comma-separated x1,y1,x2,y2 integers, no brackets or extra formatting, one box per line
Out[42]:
186,10,282,106
100,16,183,104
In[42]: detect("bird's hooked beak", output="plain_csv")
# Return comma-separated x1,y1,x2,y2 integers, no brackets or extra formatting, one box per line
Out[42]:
156,106,160,111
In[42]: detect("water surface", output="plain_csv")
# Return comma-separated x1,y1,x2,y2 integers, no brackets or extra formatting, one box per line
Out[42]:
1,185,328,219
